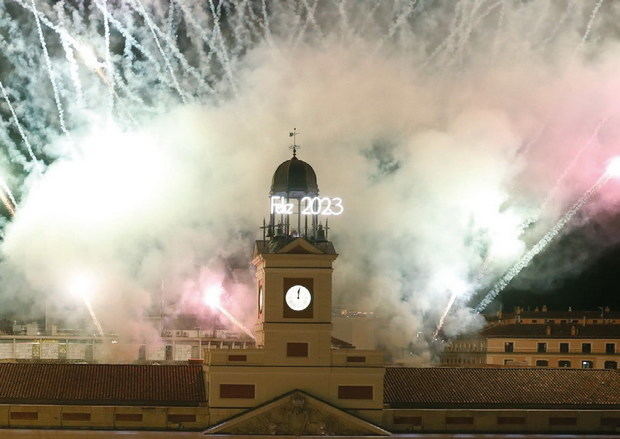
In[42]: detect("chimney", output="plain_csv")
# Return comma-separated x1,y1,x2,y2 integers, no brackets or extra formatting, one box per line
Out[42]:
545,325,552,336
542,305,547,312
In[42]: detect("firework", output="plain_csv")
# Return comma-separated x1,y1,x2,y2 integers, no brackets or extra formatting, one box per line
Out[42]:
67,273,105,337
475,170,613,313
203,285,255,340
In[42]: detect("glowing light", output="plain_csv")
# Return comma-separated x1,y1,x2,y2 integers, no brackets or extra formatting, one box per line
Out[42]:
202,284,223,308
72,41,101,70
66,271,104,337
270,196,344,215
605,157,620,178
202,284,255,340
216,305,256,341
67,272,97,300
475,174,608,312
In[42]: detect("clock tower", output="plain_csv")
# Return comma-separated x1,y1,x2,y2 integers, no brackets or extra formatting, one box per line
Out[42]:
253,148,337,364
205,139,385,430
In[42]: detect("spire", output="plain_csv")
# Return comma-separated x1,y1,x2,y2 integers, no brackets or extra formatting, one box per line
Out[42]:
289,128,301,158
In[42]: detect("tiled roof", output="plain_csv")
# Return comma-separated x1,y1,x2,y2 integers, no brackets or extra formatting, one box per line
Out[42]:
384,367,620,409
481,323,620,339
0,363,206,406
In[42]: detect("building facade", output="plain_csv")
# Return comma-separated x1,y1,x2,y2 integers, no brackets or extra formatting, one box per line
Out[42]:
0,150,618,435
442,309,620,369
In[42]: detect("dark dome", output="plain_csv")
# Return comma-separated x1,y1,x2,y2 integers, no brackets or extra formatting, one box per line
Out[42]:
270,156,319,198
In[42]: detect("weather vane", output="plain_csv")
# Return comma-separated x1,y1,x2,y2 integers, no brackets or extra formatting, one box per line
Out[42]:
289,128,301,157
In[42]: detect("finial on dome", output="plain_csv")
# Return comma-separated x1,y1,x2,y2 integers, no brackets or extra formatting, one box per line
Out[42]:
289,128,301,158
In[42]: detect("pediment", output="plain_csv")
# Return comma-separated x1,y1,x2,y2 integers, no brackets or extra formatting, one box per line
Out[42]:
277,238,323,255
204,390,390,436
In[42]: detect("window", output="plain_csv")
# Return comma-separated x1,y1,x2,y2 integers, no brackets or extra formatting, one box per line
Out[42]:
536,360,548,367
560,343,569,353
287,342,308,357
593,320,598,323
581,360,593,369
504,359,514,365
115,414,142,422
549,417,577,426
228,355,247,361
531,320,538,323
393,416,421,425
338,386,373,400
497,416,525,425
10,412,38,420
62,413,91,421
601,417,620,427
604,361,618,370
606,343,615,354
446,417,473,425
558,360,571,367
167,414,196,423
582,343,591,353
346,356,366,363
504,342,514,353
165,345,173,361
220,384,255,399
560,320,566,323
537,343,547,353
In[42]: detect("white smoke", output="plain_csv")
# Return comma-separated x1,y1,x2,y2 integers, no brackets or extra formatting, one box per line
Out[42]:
0,1,620,362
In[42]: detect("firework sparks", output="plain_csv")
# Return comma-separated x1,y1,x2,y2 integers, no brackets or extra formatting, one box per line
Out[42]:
68,272,105,337
475,170,613,313
203,285,255,340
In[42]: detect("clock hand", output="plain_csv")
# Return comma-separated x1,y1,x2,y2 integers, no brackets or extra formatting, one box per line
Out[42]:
297,287,300,299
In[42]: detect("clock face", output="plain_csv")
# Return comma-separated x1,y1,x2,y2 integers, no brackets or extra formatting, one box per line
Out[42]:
258,285,264,313
285,285,312,311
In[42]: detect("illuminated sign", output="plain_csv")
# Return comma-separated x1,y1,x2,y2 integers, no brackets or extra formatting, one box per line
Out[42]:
270,196,343,216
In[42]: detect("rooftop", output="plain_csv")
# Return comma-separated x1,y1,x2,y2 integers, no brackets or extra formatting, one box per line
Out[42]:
0,363,206,406
255,237,336,255
385,367,620,409
481,323,620,339
488,310,620,320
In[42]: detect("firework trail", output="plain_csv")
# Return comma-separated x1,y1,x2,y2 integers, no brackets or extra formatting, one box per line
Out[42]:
433,291,457,339
215,303,255,340
30,0,69,136
475,173,609,313
0,80,36,163
101,0,114,115
132,0,187,103
84,297,105,337
519,113,614,233
0,191,15,216
576,0,605,51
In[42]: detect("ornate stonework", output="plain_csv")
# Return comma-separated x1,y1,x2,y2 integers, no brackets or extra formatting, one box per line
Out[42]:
205,390,389,436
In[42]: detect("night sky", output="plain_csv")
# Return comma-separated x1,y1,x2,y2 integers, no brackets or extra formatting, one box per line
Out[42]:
485,211,620,312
